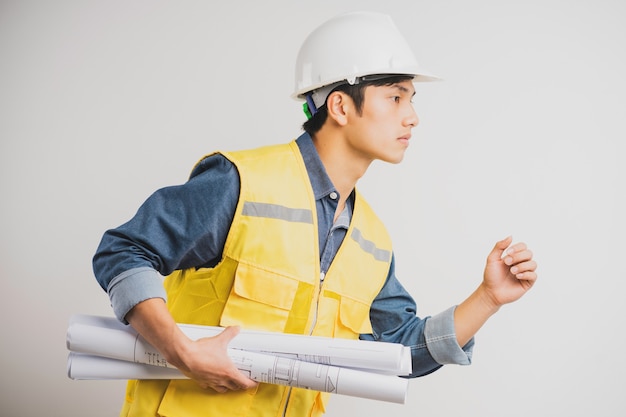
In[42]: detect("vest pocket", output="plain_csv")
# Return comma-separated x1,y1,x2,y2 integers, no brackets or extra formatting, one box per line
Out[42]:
335,296,374,337
220,262,300,332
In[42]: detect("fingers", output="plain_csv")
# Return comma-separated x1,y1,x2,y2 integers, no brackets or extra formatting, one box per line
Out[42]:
502,242,537,281
487,235,513,263
197,375,256,392
182,326,258,393
215,327,258,388
205,377,256,393
509,260,537,279
210,327,258,391
228,372,258,391
502,245,532,268
488,236,538,277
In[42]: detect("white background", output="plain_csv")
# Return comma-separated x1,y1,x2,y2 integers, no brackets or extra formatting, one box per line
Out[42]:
1,1,625,416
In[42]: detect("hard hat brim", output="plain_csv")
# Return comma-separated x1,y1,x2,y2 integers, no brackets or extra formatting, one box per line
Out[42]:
291,70,441,101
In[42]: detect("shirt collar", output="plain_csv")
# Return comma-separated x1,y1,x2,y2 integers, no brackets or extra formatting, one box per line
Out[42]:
295,132,337,200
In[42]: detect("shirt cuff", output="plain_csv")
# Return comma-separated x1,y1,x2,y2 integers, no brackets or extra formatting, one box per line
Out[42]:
107,267,167,323
424,305,474,365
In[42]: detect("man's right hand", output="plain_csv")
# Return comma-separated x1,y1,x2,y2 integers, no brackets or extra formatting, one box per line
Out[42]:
126,298,258,392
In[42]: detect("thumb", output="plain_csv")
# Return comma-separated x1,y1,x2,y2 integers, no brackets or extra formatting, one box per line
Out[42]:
215,326,241,347
487,235,512,263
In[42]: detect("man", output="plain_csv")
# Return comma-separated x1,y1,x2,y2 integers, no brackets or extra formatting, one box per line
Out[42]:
93,11,537,417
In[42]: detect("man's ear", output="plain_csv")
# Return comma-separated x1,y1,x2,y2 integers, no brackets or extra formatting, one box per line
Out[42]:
326,91,349,126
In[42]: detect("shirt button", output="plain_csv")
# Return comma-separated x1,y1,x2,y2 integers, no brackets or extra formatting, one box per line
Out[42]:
329,192,338,200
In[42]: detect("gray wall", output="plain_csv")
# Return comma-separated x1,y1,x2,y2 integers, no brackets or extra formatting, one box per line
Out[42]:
1,1,624,416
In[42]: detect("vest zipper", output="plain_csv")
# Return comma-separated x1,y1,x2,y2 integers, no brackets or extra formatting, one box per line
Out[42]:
307,271,325,334
281,387,292,417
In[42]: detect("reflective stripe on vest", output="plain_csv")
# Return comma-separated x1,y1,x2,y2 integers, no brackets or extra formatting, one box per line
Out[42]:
242,201,314,224
351,227,391,262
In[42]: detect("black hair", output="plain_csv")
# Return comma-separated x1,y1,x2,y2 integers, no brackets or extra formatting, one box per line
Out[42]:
301,74,414,136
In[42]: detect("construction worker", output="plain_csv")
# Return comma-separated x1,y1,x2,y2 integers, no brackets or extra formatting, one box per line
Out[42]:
93,11,538,417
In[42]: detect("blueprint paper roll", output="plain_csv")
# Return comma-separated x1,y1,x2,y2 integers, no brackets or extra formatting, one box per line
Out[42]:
66,314,410,403
67,352,408,404
66,324,138,362
67,314,412,375
333,367,408,404
67,352,182,380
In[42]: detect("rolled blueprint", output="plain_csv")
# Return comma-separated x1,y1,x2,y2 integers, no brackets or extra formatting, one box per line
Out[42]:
67,351,409,404
67,314,412,375
68,352,183,380
66,314,412,403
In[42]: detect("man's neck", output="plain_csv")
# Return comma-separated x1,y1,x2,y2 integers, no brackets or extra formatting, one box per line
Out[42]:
311,129,371,204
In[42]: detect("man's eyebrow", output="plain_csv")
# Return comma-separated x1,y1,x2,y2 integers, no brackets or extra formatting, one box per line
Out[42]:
392,84,416,96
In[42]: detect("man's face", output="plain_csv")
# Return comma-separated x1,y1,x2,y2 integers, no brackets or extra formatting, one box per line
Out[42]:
343,79,419,164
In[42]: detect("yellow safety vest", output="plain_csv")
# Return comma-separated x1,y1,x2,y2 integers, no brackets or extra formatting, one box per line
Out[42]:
120,141,393,417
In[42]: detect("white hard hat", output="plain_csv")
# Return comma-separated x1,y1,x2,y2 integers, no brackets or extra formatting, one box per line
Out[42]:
293,11,438,105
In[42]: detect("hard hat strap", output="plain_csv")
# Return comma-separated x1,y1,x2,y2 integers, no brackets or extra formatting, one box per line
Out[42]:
303,94,317,119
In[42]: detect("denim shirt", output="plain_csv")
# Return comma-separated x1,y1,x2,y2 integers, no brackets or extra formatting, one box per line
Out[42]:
93,133,473,377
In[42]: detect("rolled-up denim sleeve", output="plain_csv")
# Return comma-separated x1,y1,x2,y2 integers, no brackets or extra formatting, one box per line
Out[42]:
362,255,474,377
107,267,167,323
424,306,473,365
